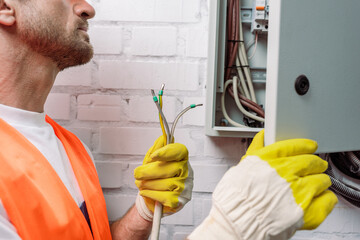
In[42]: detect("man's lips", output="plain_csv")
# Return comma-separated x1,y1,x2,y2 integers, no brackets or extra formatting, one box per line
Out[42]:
78,26,88,32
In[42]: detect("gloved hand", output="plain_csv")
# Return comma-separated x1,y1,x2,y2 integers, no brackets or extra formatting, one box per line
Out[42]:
134,136,193,221
188,130,338,240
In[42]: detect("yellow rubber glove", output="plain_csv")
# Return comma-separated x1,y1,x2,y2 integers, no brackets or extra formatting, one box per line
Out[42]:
188,130,338,240
134,136,193,221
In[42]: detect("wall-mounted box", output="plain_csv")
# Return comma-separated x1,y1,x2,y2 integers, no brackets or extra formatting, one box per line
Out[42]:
206,0,360,153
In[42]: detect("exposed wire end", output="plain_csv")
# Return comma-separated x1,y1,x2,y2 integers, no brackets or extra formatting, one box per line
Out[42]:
151,89,159,102
159,84,165,96
190,104,203,108
150,89,170,144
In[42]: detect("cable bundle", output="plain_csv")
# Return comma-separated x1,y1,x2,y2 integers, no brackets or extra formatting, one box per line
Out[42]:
222,0,264,127
324,153,360,208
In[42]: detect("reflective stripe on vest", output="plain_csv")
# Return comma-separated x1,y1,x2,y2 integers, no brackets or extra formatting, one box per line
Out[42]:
0,116,112,240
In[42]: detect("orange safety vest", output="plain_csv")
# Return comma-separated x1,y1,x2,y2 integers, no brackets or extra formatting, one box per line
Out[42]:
0,116,112,240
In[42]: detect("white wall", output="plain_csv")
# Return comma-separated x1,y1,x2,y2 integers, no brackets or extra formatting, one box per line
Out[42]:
45,0,360,239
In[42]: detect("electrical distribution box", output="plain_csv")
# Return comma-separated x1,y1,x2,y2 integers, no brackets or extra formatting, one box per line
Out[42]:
206,0,360,153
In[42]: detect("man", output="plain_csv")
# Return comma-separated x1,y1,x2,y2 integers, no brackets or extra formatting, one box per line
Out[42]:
0,0,337,239
0,0,183,239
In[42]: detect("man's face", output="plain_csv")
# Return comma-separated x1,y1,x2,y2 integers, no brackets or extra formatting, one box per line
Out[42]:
16,0,95,71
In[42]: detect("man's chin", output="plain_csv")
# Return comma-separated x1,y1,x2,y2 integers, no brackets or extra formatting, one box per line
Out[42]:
57,46,93,71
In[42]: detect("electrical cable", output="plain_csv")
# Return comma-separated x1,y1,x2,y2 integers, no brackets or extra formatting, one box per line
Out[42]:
247,32,258,60
150,85,203,239
170,104,203,138
228,87,265,118
329,152,360,180
246,37,256,51
235,55,251,100
221,80,248,128
324,153,360,208
237,4,257,103
158,84,167,142
232,76,264,122
226,0,240,82
230,86,264,115
151,90,170,144
225,0,240,81
223,0,264,127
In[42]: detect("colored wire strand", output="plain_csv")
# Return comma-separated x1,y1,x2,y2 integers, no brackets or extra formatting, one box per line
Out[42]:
158,84,167,142
170,104,203,138
151,89,171,144
150,86,203,240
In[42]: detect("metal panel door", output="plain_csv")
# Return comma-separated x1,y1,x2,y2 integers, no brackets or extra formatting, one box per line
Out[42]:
265,0,360,153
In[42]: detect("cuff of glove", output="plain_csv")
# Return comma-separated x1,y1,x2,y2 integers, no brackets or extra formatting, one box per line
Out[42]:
135,193,153,221
188,205,240,240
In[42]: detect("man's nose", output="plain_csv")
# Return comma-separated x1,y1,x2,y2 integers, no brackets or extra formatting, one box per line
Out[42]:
74,0,96,19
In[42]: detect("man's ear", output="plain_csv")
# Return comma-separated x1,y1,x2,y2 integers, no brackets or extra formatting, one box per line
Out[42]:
0,0,15,26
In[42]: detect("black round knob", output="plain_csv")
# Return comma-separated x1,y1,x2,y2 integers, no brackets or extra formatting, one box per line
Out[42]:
295,75,310,96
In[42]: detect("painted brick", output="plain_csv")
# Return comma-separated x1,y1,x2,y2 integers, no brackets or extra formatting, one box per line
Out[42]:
44,93,71,120
123,162,142,190
173,233,191,240
103,194,136,221
99,127,162,155
99,61,199,91
66,127,93,148
90,0,200,23
201,199,213,220
128,96,178,123
77,94,127,121
192,164,228,192
55,63,92,86
154,0,201,22
95,161,124,188
169,129,204,157
131,27,177,56
88,26,123,54
186,28,208,58
162,200,194,225
182,97,206,126
99,127,200,156
204,136,247,159
90,0,154,22
313,198,360,233
159,231,169,240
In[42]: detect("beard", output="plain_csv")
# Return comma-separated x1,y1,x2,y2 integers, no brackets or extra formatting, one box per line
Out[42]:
17,9,93,71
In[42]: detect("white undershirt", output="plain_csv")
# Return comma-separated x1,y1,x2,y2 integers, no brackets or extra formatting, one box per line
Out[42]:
0,104,91,239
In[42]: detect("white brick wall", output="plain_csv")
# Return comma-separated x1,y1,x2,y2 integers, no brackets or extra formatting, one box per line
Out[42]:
98,61,199,90
45,0,358,239
131,27,177,56
88,26,123,55
55,63,92,86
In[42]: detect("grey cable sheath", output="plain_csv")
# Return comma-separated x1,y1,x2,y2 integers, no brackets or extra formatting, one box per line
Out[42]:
170,104,203,138
325,154,360,207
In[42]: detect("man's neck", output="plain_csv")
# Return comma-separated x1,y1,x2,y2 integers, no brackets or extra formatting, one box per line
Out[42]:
0,36,59,113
